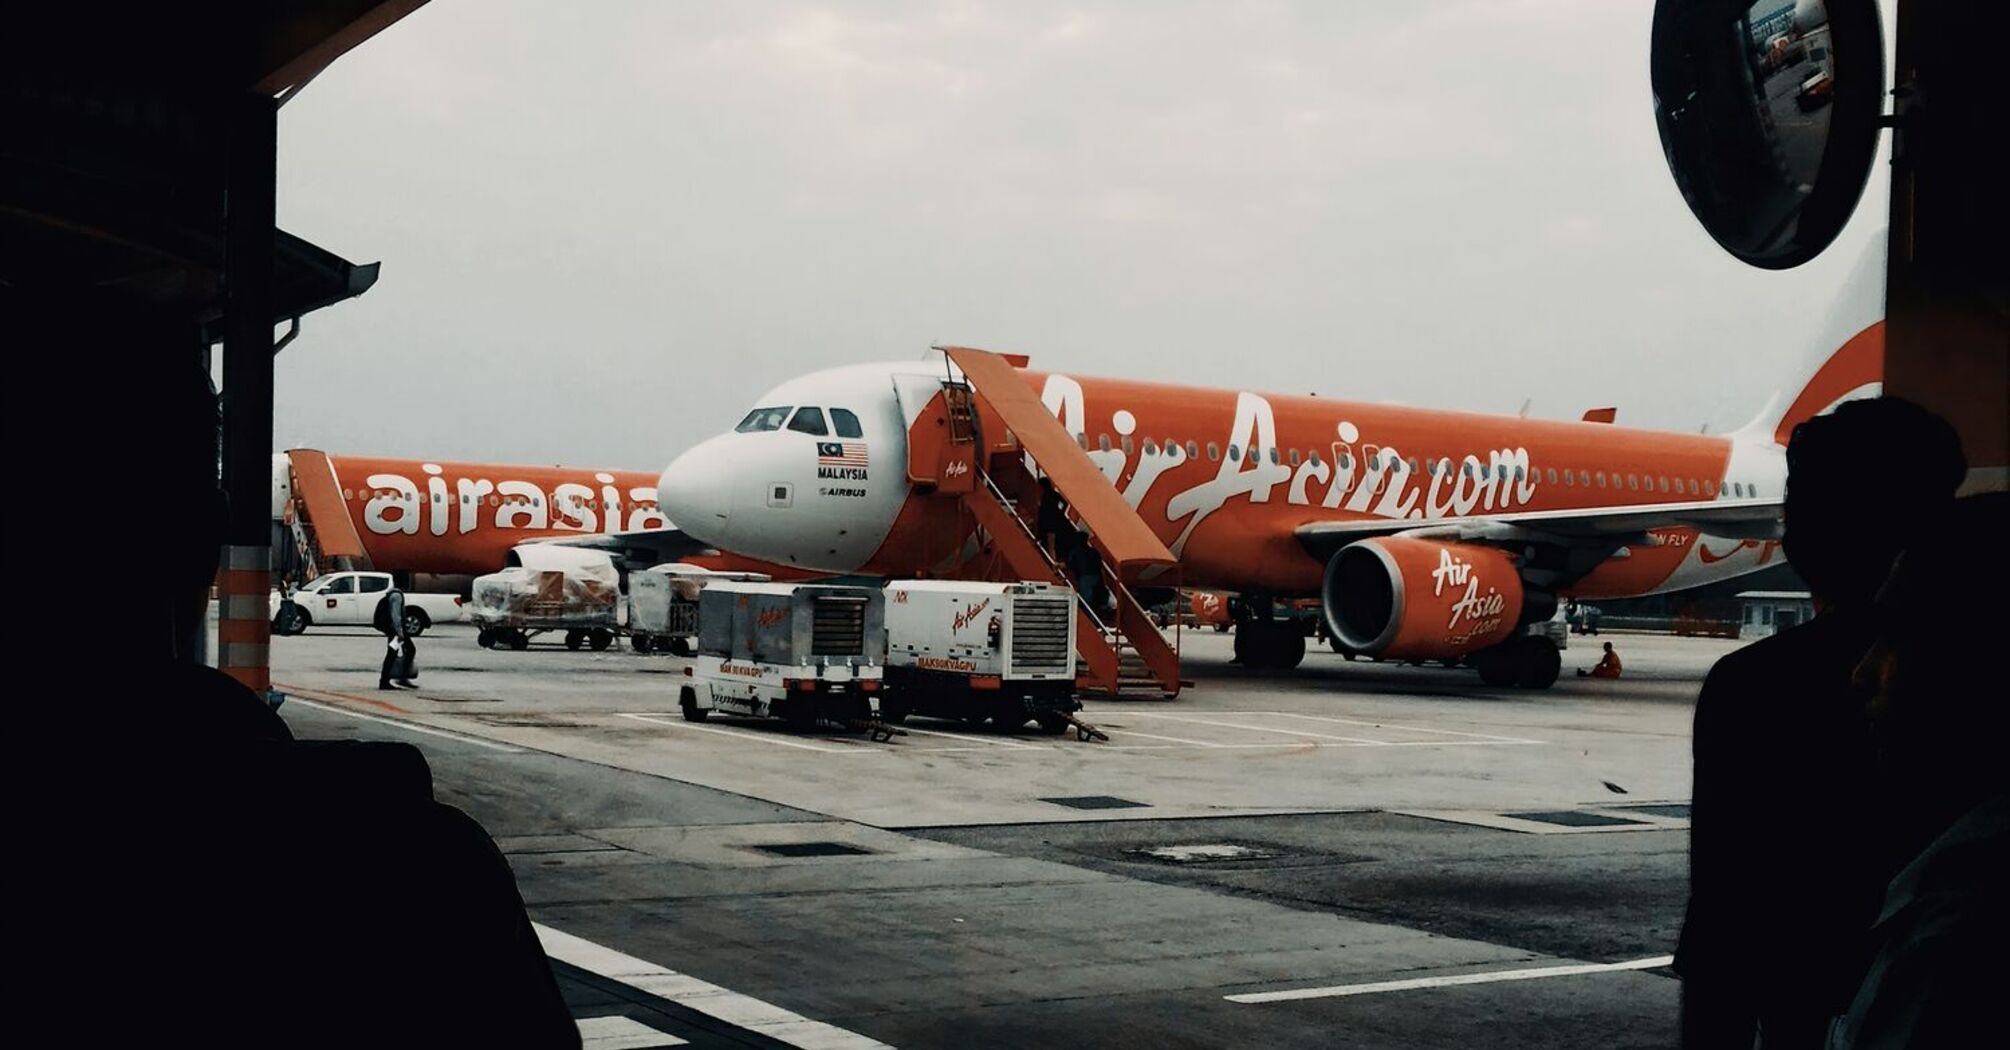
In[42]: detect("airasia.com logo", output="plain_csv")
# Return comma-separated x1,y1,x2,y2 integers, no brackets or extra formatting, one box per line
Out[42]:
952,598,992,633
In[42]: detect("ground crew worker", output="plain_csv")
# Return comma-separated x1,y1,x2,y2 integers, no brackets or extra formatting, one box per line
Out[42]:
1578,641,1622,678
377,586,418,690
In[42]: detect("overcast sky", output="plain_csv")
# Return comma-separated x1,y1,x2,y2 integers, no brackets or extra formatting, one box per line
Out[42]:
273,0,1892,469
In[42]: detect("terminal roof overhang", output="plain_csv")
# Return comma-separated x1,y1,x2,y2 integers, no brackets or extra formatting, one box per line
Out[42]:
1,1,425,340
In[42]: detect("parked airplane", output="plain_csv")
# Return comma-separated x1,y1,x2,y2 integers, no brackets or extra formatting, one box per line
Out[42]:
655,254,1883,690
271,451,758,585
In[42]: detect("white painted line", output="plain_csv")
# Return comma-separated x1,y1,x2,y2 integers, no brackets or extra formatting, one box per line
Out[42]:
1106,742,1311,751
577,1015,688,1048
1260,711,1543,744
1129,712,1392,745
536,923,894,1049
617,713,879,755
893,725,1044,750
1101,727,1242,749
1225,954,1676,1004
284,697,525,753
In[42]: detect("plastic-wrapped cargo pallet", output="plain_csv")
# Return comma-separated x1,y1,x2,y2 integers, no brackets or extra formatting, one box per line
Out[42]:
470,546,621,627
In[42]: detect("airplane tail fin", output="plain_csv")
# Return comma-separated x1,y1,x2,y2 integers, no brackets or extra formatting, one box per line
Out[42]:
1734,234,1887,447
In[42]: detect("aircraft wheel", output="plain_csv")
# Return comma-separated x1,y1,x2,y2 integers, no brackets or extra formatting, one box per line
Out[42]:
631,634,653,653
668,637,693,656
506,629,530,651
589,629,614,651
477,628,496,649
564,630,585,651
679,687,708,722
1514,637,1562,689
1473,647,1517,688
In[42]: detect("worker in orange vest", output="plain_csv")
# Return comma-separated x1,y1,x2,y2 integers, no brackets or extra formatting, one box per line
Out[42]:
1578,641,1622,679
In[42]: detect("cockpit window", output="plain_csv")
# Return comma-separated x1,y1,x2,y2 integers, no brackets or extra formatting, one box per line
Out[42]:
830,408,863,439
735,406,793,432
786,407,829,436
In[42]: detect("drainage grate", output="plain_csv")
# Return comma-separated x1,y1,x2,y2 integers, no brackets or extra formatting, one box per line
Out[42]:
1619,804,1693,819
1040,795,1150,811
1506,810,1651,828
749,842,875,858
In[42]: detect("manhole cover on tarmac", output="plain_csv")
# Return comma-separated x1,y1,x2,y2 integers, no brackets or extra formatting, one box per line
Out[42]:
1040,795,1150,811
1505,810,1651,828
1127,843,1277,863
748,842,875,858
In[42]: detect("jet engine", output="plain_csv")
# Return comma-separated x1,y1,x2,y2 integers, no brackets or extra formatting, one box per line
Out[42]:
1323,536,1525,661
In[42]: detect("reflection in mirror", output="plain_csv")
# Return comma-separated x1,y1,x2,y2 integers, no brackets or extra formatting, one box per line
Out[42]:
1650,0,1883,269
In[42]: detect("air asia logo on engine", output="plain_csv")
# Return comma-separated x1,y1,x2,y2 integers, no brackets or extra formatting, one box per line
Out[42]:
1432,547,1506,639
816,442,869,480
951,598,992,633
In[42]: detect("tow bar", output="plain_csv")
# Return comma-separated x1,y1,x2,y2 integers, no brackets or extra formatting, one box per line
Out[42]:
847,719,906,743
1063,712,1109,743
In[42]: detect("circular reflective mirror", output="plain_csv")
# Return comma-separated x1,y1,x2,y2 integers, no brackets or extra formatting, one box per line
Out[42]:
1651,0,1884,269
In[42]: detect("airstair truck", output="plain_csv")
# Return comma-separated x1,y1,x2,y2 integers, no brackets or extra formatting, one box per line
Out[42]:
680,581,885,728
881,580,1082,733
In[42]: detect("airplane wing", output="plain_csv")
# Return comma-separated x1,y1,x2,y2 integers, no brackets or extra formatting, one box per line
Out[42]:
1293,497,1782,559
522,528,714,571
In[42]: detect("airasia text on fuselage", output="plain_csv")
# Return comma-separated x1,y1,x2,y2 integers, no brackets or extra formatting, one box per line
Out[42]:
359,465,668,537
1036,375,1540,556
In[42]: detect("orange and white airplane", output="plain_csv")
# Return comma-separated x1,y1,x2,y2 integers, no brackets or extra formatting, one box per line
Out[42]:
269,451,753,583
654,251,1884,689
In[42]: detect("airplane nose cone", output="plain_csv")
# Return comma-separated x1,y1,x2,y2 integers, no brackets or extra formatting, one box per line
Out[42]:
658,438,737,547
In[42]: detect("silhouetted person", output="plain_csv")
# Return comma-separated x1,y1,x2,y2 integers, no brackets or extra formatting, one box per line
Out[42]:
1829,493,2007,1049
377,585,418,689
1676,398,1965,1050
1578,641,1622,678
80,352,578,1046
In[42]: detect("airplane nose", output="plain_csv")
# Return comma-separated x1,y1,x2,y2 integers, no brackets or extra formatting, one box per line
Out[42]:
658,438,737,547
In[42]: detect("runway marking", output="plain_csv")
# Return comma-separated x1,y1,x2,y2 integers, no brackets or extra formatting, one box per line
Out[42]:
1126,712,1393,745
577,1015,688,1048
282,695,526,753
537,923,894,1049
1259,711,1542,744
894,725,1044,750
1101,728,1243,749
617,713,880,754
1224,954,1675,1003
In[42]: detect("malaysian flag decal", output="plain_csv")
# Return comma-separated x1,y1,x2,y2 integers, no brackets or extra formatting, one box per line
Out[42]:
817,441,868,467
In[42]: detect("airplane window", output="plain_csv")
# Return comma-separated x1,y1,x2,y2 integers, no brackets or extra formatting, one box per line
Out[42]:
1099,435,1112,452
1076,433,1088,449
1227,444,1240,462
1187,441,1200,459
1547,468,1558,484
1513,466,1524,481
1268,448,1280,465
1463,462,1475,479
1310,450,1322,466
1596,472,1607,487
1562,470,1573,486
1121,435,1134,454
1408,457,1419,473
1143,439,1158,456
1706,480,1716,495
1689,479,1700,495
1628,475,1639,490
830,408,864,439
1579,470,1591,485
342,489,353,501
787,407,829,436
1207,442,1220,461
735,406,794,432
1290,449,1302,466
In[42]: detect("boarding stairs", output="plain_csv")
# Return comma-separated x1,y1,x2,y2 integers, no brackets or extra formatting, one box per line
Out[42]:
919,347,1186,698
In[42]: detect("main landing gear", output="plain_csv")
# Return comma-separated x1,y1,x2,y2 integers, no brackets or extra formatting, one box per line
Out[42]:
1233,618,1307,670
1468,635,1562,689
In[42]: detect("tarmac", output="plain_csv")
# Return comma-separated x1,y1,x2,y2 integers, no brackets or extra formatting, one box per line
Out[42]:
270,625,1739,1049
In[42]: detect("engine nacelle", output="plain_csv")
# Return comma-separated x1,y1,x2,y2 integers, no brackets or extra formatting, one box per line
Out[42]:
1323,537,1524,661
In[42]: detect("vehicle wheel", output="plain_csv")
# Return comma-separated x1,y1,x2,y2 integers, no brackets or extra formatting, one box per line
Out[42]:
564,630,585,651
1213,623,1229,633
631,634,653,653
477,628,496,649
679,686,708,722
1034,712,1070,735
1514,637,1562,689
273,603,308,636
506,629,530,651
403,609,430,637
668,637,693,657
589,629,614,651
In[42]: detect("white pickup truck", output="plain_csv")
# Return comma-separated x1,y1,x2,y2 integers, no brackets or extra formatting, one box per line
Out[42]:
271,572,465,637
